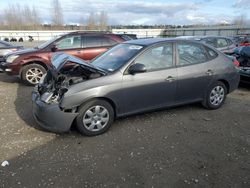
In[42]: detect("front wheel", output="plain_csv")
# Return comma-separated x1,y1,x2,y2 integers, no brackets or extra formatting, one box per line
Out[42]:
202,81,227,110
21,64,46,85
76,100,114,136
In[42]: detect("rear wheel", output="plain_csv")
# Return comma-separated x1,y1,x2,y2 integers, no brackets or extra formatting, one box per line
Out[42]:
202,81,227,110
21,64,46,85
76,100,114,136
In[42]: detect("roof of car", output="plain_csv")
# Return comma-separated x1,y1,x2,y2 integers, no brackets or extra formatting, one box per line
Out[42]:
124,38,177,46
64,31,116,36
124,37,212,46
176,36,233,40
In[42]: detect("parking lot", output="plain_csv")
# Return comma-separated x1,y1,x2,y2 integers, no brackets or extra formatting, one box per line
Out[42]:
0,72,249,187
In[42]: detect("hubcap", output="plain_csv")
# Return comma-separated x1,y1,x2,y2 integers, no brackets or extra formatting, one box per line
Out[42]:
25,68,44,84
83,105,109,132
210,86,225,106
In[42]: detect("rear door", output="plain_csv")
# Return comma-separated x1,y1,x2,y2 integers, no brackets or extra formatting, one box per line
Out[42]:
175,42,215,103
82,35,118,61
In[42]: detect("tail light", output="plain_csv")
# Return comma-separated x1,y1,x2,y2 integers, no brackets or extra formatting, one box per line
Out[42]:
233,59,240,67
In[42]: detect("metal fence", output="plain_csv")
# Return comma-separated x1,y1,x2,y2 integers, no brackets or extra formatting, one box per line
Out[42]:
163,27,250,37
1,26,250,42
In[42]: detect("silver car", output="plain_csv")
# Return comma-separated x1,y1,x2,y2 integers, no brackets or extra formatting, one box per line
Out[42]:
32,38,240,136
176,36,237,54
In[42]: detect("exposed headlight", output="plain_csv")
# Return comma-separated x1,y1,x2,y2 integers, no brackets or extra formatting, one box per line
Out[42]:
6,55,19,63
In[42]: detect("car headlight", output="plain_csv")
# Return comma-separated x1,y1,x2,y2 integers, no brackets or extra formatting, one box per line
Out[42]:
6,55,19,63
0,49,12,56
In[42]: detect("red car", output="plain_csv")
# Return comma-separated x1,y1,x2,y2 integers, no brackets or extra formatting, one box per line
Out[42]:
0,32,134,85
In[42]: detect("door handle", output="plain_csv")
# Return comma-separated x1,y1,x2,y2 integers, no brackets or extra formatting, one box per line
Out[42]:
206,69,214,76
165,76,175,82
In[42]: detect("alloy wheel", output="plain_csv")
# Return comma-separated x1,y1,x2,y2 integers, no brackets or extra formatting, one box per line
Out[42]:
25,67,44,84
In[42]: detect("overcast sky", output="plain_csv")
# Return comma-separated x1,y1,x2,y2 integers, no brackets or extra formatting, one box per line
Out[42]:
0,0,250,25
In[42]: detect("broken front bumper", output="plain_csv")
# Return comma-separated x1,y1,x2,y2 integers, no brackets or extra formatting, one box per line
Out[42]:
32,91,79,133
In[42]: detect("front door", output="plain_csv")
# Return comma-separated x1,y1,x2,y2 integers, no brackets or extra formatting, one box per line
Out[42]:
121,43,177,115
55,35,84,59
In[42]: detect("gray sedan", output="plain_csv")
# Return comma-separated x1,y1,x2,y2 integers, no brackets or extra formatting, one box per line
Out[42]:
32,38,240,136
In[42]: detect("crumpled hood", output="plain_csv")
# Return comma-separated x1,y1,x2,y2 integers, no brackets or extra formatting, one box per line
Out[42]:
51,53,107,74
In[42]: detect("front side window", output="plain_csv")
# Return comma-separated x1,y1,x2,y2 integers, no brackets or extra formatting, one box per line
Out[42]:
177,43,208,65
217,38,228,48
57,35,81,49
134,43,173,71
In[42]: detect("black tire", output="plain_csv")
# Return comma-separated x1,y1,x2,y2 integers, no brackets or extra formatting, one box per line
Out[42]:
202,81,227,110
76,100,114,136
21,64,47,85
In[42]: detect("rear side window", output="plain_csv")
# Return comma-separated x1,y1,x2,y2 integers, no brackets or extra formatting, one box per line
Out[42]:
83,36,117,48
201,38,216,48
226,39,233,45
177,43,208,66
217,38,228,48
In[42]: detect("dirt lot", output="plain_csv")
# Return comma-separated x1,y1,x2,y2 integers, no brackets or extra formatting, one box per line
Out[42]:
0,73,249,188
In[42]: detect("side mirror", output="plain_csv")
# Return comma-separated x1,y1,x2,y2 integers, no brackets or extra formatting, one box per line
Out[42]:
51,44,58,52
128,63,146,75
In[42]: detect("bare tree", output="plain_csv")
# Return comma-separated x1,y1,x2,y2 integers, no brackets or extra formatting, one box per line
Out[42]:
23,5,32,25
87,12,96,30
51,0,64,26
99,11,108,31
233,14,249,27
79,16,85,30
0,14,3,26
4,4,23,29
2,3,41,30
31,6,40,28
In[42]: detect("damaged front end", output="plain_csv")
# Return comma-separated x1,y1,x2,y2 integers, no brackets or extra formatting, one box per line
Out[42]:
32,53,106,132
234,46,250,83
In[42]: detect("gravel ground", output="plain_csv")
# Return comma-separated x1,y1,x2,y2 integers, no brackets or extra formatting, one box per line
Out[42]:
0,73,249,188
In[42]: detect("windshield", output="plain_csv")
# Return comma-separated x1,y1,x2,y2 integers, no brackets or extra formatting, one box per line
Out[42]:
37,35,61,49
92,43,144,72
